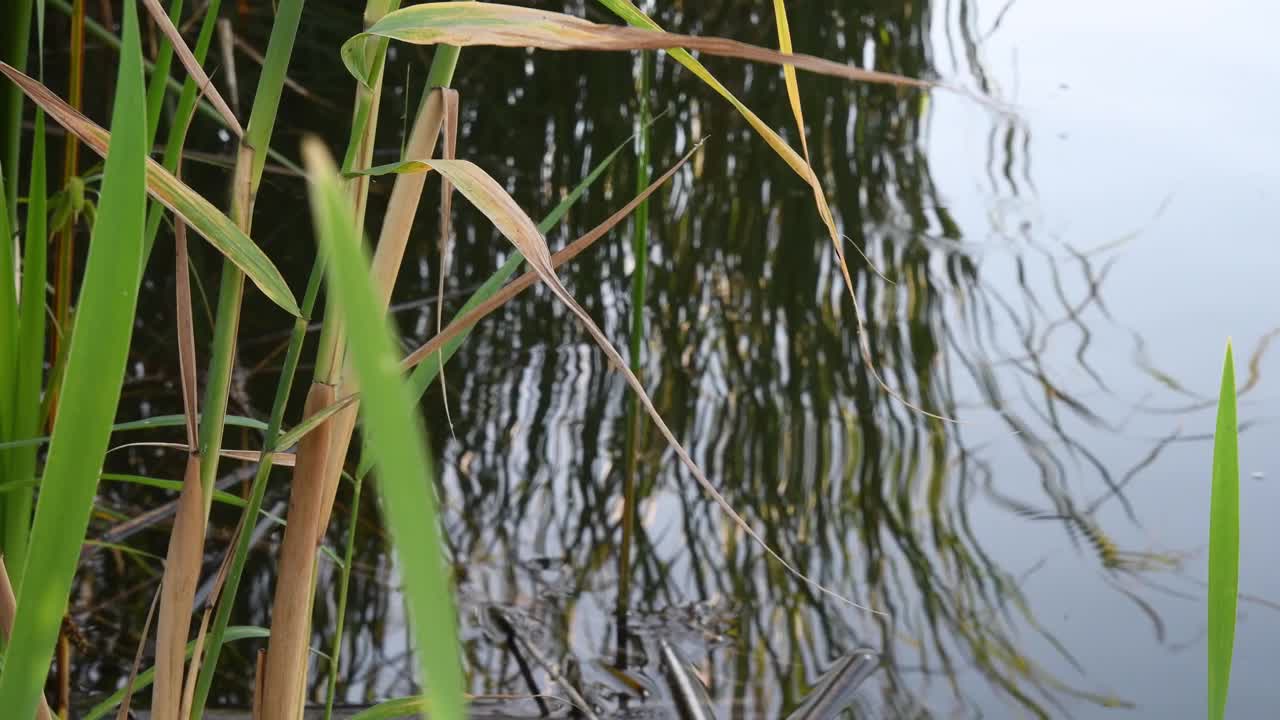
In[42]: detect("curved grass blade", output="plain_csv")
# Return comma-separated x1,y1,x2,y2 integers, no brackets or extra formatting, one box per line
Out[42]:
0,63,300,316
100,473,250,508
1208,342,1239,720
0,3,147,715
342,3,932,92
395,156,878,613
304,138,466,720
81,626,271,720
0,414,268,452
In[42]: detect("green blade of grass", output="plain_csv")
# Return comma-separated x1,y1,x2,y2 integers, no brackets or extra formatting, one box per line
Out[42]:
4,109,48,579
0,1,146,715
80,626,271,720
142,0,183,144
1208,341,1239,720
0,140,16,452
304,137,465,720
99,474,250,508
0,413,268,451
346,696,431,720
1,0,33,214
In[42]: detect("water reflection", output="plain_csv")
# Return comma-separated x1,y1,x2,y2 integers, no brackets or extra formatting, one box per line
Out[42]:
64,0,1237,717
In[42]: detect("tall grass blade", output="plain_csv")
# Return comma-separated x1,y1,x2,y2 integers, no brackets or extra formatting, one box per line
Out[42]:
323,470,364,720
0,63,301,316
152,150,204,720
142,0,183,143
0,2,147,715
303,137,466,720
618,47,650,609
5,110,48,577
1208,342,1239,720
1,0,32,214
0,146,16,463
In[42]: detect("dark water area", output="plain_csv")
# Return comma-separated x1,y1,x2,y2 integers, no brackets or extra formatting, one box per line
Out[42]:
46,0,1279,717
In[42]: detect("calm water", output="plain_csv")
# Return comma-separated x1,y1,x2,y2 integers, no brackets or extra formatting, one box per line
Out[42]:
62,0,1279,717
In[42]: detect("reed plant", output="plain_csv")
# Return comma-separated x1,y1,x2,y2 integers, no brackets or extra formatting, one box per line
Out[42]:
0,1,945,717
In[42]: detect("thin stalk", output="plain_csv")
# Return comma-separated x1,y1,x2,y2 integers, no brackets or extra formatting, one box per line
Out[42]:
48,0,82,425
196,0,307,526
617,48,650,620
188,258,324,719
314,45,459,547
322,471,363,720
164,0,308,713
260,3,405,714
1,0,32,214
143,0,185,144
4,110,48,584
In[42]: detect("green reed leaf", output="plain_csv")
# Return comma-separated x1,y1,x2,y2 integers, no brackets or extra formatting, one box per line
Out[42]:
304,137,465,720
4,109,48,579
0,2,147,715
1208,341,1239,720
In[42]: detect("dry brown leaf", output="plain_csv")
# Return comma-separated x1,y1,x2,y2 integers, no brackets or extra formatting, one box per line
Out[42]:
139,0,244,135
152,457,206,720
400,142,700,370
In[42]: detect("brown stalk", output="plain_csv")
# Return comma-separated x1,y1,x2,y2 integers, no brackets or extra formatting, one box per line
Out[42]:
0,557,56,720
251,649,267,720
316,87,447,538
258,86,447,717
152,457,207,720
259,382,336,720
152,150,208,720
